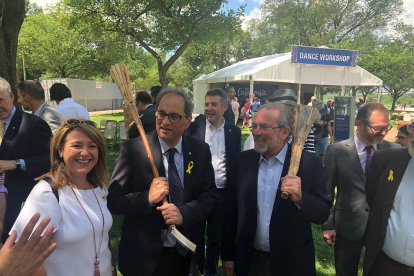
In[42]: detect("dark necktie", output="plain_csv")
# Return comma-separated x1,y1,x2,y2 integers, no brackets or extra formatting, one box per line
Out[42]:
167,148,183,206
365,145,373,175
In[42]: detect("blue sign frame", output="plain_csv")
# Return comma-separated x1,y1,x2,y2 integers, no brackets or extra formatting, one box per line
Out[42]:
291,46,357,67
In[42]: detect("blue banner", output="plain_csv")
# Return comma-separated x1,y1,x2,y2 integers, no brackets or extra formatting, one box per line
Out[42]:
291,46,357,67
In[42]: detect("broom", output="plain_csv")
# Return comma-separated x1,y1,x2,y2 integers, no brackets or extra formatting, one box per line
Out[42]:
110,64,196,253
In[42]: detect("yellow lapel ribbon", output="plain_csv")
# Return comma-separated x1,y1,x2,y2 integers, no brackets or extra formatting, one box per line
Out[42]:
186,161,194,174
387,170,394,182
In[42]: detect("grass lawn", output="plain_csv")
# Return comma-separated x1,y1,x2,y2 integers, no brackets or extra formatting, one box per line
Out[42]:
95,114,338,276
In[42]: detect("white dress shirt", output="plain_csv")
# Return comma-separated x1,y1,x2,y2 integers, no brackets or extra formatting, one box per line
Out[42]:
205,119,226,188
55,98,90,120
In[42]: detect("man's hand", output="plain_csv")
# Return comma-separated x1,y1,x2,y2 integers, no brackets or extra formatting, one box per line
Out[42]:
280,175,302,204
223,260,235,276
156,202,183,225
148,177,169,205
0,213,57,276
322,230,336,246
0,160,16,173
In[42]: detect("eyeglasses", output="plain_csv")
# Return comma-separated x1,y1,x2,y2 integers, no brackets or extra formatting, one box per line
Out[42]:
365,123,392,133
408,124,414,133
250,124,284,131
64,119,96,127
155,111,184,123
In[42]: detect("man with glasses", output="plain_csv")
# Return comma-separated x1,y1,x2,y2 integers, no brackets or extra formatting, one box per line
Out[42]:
364,122,414,276
0,77,52,242
108,88,218,276
322,102,400,276
222,102,331,276
186,88,241,276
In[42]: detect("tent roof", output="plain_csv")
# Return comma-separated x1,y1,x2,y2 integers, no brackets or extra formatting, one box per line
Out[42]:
193,52,382,87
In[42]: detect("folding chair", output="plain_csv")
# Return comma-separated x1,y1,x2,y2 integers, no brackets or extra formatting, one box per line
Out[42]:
118,120,127,143
103,120,118,149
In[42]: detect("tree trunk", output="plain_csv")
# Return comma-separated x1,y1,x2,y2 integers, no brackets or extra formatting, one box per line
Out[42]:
391,96,397,111
0,0,25,98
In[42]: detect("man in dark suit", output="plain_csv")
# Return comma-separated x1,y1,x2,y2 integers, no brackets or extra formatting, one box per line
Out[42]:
223,86,236,125
0,77,52,242
363,124,414,276
128,90,156,138
222,102,331,276
186,88,241,275
108,88,218,276
322,102,400,276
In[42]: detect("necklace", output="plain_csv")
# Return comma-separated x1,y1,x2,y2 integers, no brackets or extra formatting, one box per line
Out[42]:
70,184,105,276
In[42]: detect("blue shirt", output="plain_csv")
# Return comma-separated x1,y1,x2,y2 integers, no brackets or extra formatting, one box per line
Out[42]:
253,143,288,252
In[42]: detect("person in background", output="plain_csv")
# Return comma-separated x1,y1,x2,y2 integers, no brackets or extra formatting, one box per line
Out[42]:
241,98,251,127
150,85,163,104
0,77,52,242
11,119,115,276
224,86,236,125
108,88,218,276
322,102,400,276
395,124,409,147
17,80,63,133
128,90,156,139
363,122,414,276
186,88,241,276
49,83,90,120
230,97,240,125
0,214,56,276
222,102,331,276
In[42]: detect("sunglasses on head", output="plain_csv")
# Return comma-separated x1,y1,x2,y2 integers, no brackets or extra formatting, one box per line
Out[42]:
63,119,96,127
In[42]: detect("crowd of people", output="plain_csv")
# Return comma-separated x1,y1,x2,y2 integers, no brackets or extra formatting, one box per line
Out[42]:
0,76,412,276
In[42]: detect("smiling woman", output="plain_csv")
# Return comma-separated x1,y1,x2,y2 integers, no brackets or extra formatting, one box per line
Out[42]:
10,120,116,276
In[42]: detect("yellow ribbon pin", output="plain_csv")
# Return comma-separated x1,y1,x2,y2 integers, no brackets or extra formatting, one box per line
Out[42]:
387,170,394,182
102,195,107,201
186,161,194,174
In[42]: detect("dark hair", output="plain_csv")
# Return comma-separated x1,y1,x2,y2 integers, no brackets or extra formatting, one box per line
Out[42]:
150,86,162,102
42,121,107,189
17,80,45,100
225,86,235,93
205,88,228,105
156,87,194,117
135,90,152,105
50,83,72,101
399,124,409,136
356,102,389,124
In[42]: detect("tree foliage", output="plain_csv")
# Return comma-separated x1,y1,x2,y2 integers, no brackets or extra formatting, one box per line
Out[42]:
0,0,25,92
64,0,241,87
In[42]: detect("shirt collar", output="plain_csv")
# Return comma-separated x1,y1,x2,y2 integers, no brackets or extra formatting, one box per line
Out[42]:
34,102,47,116
205,117,225,131
3,106,16,125
158,136,183,155
354,134,377,153
259,142,289,165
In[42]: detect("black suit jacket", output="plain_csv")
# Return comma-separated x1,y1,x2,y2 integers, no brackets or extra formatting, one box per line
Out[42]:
128,104,156,139
222,147,331,276
0,108,52,241
363,147,411,275
322,138,399,241
224,107,235,126
108,131,218,276
186,114,241,180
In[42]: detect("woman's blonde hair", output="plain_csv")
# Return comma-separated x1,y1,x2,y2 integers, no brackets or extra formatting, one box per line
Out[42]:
38,120,107,189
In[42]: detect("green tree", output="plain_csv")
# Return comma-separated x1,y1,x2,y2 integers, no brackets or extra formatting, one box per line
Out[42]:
0,0,25,91
64,0,240,87
248,0,403,55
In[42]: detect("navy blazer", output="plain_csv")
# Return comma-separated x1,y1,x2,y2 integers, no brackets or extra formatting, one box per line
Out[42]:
108,131,218,276
0,108,52,241
363,148,412,275
185,114,241,181
128,104,156,139
222,146,331,276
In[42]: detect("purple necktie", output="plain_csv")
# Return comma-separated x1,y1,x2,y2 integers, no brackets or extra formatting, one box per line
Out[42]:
167,148,183,206
365,145,373,175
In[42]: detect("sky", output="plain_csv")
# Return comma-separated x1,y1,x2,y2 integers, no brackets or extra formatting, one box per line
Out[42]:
32,0,414,27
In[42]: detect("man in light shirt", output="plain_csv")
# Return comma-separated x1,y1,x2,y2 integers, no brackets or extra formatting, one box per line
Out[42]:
222,102,330,276
186,88,241,275
363,122,414,276
49,83,90,120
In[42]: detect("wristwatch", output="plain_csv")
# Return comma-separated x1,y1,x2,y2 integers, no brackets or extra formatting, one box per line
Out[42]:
14,160,21,170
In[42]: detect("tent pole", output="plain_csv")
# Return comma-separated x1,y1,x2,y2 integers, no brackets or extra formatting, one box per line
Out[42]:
249,75,254,127
297,65,302,104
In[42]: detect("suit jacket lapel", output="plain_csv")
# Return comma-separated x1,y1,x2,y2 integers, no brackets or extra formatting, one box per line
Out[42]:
384,150,411,206
195,116,206,141
346,139,365,181
272,145,291,214
181,135,193,201
148,132,165,177
0,109,21,155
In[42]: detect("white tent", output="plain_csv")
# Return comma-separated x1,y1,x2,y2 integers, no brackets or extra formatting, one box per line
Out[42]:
192,52,382,113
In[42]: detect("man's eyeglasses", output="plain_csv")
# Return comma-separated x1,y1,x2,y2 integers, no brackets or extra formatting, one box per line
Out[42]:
365,123,392,133
408,124,414,133
250,124,284,131
64,119,96,127
155,111,183,123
